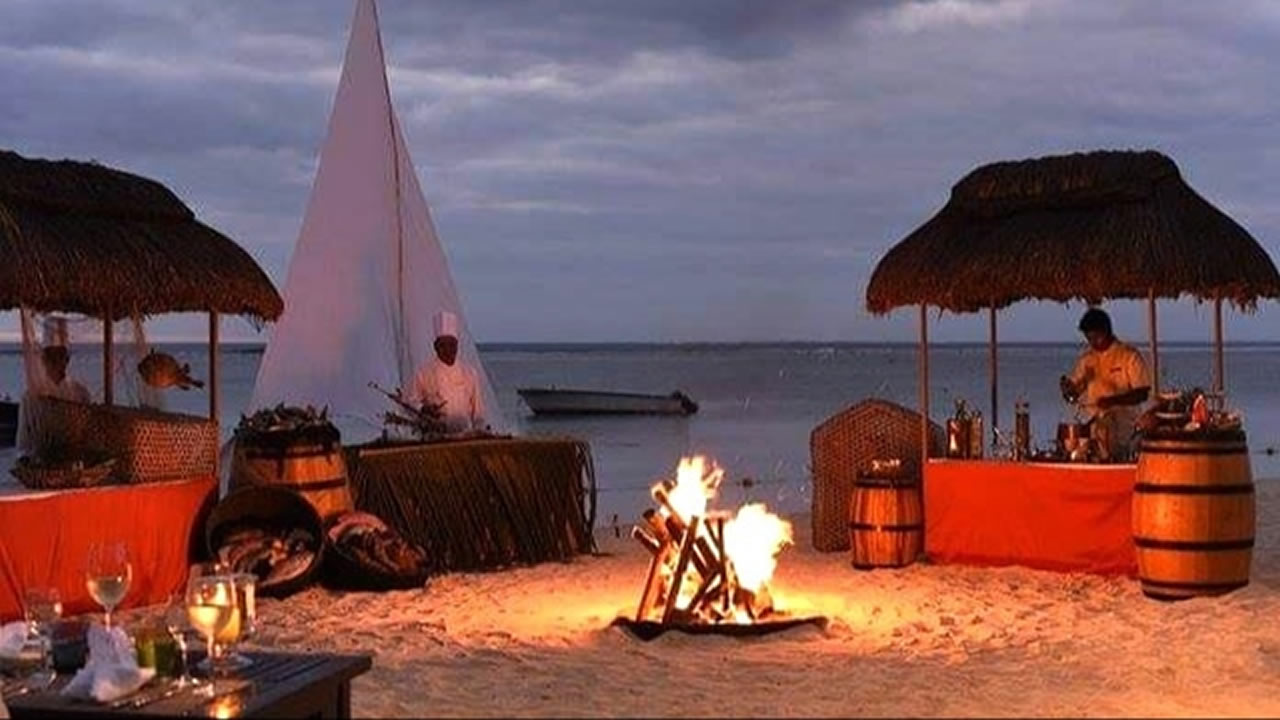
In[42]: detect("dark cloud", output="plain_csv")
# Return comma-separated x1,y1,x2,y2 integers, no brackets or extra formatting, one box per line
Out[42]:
2,0,1279,342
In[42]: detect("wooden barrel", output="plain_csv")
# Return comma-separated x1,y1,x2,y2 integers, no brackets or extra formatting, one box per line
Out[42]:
849,475,922,569
1133,432,1255,601
230,438,354,522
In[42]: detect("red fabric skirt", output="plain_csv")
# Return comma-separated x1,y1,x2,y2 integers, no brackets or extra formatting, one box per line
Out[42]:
924,460,1137,576
0,476,215,621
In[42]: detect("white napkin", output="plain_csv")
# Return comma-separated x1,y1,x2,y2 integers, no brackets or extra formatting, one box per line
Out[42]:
59,625,155,704
0,621,26,658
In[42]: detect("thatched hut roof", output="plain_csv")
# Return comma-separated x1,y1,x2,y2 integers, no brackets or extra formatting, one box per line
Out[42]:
865,149,1280,314
0,149,283,322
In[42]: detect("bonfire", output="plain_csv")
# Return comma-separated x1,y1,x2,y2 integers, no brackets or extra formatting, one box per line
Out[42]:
630,456,795,627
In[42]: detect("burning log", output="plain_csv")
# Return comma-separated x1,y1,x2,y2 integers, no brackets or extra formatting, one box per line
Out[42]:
630,526,662,556
631,456,794,628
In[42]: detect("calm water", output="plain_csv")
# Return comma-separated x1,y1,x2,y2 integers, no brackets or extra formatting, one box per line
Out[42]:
5,342,1279,525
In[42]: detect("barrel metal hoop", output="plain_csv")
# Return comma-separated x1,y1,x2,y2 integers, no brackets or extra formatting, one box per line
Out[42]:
849,522,923,533
283,477,349,492
1139,578,1250,593
854,480,918,489
1133,483,1255,495
1133,536,1255,551
1140,444,1248,455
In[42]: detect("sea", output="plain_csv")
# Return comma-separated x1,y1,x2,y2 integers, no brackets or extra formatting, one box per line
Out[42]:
4,342,1279,526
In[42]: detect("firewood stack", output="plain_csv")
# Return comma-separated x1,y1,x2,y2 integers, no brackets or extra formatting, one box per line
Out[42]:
631,479,777,625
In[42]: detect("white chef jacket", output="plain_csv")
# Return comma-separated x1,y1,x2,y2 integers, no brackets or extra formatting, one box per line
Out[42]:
407,357,485,434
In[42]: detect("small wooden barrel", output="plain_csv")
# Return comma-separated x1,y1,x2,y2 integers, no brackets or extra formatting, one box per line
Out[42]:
231,437,354,522
849,475,922,569
1133,432,1255,601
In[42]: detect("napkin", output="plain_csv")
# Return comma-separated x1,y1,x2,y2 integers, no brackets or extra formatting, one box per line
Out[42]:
59,625,155,704
0,621,26,658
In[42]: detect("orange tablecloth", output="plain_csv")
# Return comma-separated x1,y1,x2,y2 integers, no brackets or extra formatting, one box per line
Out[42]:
924,460,1138,575
0,476,215,621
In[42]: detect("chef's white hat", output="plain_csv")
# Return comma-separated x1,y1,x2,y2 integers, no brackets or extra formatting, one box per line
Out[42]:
434,310,459,338
42,316,69,347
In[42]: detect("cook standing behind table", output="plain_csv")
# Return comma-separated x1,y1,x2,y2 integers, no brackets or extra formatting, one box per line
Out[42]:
406,310,489,434
1058,308,1151,462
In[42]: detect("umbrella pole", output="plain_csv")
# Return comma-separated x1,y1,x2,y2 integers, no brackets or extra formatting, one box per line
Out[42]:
919,304,930,466
1148,290,1159,395
102,312,113,406
1213,297,1224,394
209,312,219,422
989,306,998,449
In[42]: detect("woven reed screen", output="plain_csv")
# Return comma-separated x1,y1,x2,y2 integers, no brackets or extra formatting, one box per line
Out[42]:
345,437,598,573
809,399,942,552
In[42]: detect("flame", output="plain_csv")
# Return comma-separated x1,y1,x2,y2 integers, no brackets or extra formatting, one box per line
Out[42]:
665,455,722,521
724,503,793,592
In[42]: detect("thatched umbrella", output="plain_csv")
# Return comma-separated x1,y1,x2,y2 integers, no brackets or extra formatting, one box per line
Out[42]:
0,149,284,415
864,149,1279,458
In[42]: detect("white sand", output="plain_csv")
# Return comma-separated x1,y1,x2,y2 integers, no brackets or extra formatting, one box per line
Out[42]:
251,481,1280,718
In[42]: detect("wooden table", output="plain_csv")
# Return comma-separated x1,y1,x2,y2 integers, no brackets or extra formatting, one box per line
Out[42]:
4,651,372,718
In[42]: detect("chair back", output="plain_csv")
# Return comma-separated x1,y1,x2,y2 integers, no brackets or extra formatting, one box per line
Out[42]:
809,398,942,552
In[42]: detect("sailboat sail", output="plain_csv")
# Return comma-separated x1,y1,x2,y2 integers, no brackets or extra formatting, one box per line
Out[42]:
250,0,502,437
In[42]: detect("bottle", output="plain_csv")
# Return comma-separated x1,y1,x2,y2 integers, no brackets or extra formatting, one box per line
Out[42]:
1014,399,1031,460
969,411,984,459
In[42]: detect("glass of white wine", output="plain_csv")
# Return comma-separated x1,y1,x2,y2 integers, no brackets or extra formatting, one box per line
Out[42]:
85,541,132,630
186,575,238,694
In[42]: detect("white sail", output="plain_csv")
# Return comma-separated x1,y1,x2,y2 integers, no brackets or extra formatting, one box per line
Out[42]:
250,0,502,437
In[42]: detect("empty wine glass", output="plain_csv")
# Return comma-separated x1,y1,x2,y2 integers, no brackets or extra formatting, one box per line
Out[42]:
164,594,200,690
22,587,62,689
86,541,132,629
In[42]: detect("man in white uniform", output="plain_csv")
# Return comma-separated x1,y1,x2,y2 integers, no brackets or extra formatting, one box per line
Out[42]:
36,345,91,404
1059,308,1151,461
407,311,486,434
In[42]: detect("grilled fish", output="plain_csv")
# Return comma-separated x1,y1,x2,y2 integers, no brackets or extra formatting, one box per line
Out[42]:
137,350,204,390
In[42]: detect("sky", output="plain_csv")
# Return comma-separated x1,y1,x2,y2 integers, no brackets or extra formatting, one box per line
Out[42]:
2,0,1279,343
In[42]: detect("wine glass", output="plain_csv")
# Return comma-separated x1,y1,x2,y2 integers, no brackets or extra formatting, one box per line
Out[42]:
86,541,132,629
21,587,62,689
164,594,200,690
186,575,237,694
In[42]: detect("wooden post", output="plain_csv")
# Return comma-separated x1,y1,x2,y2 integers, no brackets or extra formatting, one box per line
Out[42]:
919,304,930,467
1213,296,1224,394
988,305,998,447
209,312,220,422
1147,290,1159,395
102,313,113,406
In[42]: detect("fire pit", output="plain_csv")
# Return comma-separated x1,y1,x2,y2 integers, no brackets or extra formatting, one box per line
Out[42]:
614,456,826,640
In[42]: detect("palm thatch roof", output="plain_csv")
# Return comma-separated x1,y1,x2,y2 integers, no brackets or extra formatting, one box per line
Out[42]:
865,149,1280,314
0,149,283,322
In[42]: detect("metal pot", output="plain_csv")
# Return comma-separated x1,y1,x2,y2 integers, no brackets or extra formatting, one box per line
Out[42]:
1056,422,1092,454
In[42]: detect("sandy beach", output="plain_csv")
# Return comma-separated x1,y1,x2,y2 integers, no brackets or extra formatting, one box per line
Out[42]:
242,480,1280,718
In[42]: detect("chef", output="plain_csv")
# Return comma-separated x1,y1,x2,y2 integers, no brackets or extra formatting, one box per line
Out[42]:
1058,308,1151,461
17,318,92,451
407,310,487,434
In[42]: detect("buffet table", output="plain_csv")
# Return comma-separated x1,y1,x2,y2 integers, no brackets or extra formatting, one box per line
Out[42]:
924,459,1138,575
0,474,215,621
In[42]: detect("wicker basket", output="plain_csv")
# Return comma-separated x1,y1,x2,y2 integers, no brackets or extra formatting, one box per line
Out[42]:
10,455,117,491
26,396,217,483
809,398,943,552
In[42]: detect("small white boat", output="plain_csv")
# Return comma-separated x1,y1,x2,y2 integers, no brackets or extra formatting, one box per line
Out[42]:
518,388,698,416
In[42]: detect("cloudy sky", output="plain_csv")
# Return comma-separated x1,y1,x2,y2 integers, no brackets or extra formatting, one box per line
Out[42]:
2,0,1278,342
